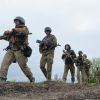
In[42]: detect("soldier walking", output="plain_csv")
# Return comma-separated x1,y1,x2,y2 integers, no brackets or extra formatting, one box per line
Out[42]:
0,16,35,82
39,27,57,81
83,54,92,82
76,51,87,84
62,44,76,83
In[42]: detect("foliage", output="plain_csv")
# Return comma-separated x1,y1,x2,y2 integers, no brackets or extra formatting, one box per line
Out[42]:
89,58,100,83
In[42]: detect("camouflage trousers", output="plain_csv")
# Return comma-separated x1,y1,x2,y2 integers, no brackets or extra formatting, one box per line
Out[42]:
0,50,33,81
77,66,88,84
40,53,54,80
62,64,75,83
85,69,90,82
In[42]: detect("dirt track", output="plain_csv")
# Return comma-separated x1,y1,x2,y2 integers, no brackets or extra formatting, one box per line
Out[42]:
0,81,100,100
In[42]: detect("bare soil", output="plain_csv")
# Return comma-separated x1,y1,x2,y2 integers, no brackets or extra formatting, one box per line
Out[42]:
0,81,100,100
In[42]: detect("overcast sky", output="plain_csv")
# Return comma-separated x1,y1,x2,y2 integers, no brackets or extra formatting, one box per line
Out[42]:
0,0,100,82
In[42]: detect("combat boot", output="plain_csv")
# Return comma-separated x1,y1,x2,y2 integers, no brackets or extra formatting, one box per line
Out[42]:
71,77,75,84
0,77,6,82
63,78,66,83
29,77,35,83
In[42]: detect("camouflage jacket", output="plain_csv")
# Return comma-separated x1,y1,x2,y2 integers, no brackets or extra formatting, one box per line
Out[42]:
83,59,92,70
39,34,57,54
62,50,76,65
6,25,29,51
76,56,84,67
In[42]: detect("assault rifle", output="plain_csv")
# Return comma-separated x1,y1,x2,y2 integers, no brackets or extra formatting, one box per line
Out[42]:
63,50,71,58
0,31,32,51
36,40,61,47
0,32,32,40
0,33,32,40
0,35,7,40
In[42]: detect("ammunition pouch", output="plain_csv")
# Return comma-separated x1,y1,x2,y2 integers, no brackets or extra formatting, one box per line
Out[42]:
23,46,32,57
65,57,73,65
62,54,66,59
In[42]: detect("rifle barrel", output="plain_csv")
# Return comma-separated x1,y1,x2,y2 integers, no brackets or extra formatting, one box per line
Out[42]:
57,44,61,46
36,40,41,43
28,33,32,35
0,36,7,40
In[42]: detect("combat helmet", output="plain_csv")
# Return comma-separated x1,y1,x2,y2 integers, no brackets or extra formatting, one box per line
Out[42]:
44,27,52,32
14,16,25,25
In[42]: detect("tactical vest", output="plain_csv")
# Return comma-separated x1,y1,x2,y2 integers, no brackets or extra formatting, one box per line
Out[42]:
65,50,75,65
76,56,84,66
9,25,29,51
39,34,57,54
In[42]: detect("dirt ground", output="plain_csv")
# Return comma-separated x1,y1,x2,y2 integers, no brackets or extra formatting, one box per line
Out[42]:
0,81,100,100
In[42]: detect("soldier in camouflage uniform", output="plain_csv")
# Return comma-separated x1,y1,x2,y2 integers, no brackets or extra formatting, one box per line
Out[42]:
76,51,87,84
83,54,92,82
0,16,35,82
39,27,57,80
62,44,76,83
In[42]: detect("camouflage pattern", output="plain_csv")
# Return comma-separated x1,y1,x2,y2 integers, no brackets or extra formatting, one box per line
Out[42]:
83,56,92,82
39,34,57,80
62,48,76,83
77,66,87,84
62,64,75,83
0,25,34,82
76,56,88,84
9,25,29,51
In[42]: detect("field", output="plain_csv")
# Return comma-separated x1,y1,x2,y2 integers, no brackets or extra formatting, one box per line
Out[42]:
0,81,100,100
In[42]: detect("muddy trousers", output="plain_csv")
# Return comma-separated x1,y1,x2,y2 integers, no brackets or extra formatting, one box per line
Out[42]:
0,50,33,81
62,64,75,83
40,53,54,80
77,67,88,84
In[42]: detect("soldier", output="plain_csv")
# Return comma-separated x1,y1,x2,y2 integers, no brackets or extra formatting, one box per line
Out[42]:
95,67,100,84
39,27,57,80
0,16,35,82
76,51,87,84
62,44,76,83
83,54,92,82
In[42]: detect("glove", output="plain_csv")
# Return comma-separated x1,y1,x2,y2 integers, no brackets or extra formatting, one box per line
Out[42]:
4,30,11,36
